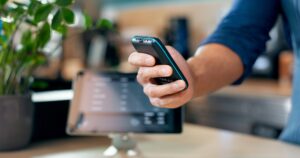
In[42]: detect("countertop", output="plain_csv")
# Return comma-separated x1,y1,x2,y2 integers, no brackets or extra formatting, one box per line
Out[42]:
1,124,300,158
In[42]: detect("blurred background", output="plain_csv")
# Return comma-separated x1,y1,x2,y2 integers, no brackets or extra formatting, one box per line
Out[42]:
29,0,293,142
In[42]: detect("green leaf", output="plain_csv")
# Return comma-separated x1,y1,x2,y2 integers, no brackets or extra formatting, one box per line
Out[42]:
4,64,11,84
55,24,67,35
28,0,42,15
84,13,92,29
55,0,74,7
23,53,46,67
31,81,49,89
96,19,113,30
34,4,54,23
51,10,67,34
25,18,37,26
0,49,7,64
10,6,26,20
2,22,15,37
21,31,32,46
61,7,74,24
0,7,8,17
51,10,63,29
23,55,35,65
0,0,8,6
36,22,51,48
13,1,27,7
0,36,4,45
34,53,47,65
21,42,35,55
0,35,7,44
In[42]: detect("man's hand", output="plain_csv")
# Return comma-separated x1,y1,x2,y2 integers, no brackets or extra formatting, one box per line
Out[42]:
128,46,195,108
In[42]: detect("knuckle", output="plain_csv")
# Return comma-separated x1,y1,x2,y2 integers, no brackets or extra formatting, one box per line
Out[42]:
144,85,155,97
157,65,172,77
148,89,156,97
149,98,158,106
138,68,146,78
140,68,152,79
143,86,150,95
136,76,142,84
136,71,145,84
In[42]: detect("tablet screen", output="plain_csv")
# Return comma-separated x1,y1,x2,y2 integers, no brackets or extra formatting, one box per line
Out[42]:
67,71,182,135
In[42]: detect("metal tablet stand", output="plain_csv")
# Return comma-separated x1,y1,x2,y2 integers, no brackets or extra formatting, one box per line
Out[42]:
103,133,143,158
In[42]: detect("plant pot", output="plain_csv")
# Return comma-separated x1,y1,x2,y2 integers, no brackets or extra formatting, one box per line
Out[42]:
0,95,33,151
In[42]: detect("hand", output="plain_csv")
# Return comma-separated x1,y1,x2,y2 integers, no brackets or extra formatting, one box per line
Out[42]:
128,46,195,108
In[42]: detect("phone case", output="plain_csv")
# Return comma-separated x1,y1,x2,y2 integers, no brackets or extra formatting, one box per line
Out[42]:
131,36,188,89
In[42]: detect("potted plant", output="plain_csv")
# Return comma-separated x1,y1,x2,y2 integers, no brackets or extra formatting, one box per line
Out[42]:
0,0,112,150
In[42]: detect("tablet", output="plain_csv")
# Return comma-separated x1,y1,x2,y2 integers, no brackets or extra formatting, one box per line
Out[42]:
66,71,183,135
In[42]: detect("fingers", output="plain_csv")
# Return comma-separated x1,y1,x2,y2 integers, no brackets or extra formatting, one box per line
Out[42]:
149,90,192,109
128,52,156,67
136,65,173,84
149,95,184,109
143,80,186,98
128,46,194,109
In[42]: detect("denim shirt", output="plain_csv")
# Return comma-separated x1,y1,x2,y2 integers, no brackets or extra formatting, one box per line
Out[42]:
279,0,300,144
202,0,300,144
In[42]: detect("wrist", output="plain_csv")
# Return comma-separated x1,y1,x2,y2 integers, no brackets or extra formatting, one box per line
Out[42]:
187,56,202,98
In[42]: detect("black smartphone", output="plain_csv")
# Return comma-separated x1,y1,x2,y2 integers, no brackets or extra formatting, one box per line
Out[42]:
131,35,188,90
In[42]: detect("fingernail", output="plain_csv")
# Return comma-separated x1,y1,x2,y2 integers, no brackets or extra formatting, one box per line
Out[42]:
173,82,179,89
173,81,185,90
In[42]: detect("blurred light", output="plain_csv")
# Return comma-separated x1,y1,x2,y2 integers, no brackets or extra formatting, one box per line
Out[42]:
40,0,49,4
254,56,270,71
284,98,292,113
32,90,73,102
101,6,118,22
1,16,14,23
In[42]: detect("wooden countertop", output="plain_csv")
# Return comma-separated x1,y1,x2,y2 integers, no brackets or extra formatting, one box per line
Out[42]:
1,124,300,158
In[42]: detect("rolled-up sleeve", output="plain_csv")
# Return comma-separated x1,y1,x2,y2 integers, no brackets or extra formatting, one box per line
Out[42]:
201,0,281,84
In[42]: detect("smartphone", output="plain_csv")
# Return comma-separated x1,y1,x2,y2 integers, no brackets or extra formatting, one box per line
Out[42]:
131,35,188,90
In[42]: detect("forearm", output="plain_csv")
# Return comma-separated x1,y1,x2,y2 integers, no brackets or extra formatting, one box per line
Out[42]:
187,43,244,97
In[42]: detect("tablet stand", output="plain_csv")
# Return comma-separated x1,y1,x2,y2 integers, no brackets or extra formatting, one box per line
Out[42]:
103,134,143,158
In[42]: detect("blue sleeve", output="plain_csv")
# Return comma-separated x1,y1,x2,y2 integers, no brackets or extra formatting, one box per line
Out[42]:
201,0,281,84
